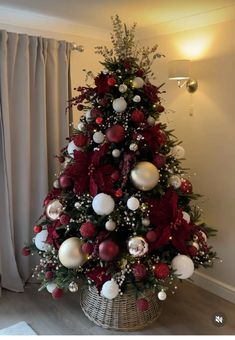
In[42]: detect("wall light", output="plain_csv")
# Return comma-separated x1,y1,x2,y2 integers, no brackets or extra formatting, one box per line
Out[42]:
168,60,198,93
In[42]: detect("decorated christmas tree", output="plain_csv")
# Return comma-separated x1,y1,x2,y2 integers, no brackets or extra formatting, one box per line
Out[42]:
23,16,217,313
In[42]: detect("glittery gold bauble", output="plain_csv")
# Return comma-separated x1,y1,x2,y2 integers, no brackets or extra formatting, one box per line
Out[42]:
128,236,148,257
130,161,159,191
58,237,87,269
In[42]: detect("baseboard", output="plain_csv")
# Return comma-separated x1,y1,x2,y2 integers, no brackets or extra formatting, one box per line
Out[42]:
190,270,235,304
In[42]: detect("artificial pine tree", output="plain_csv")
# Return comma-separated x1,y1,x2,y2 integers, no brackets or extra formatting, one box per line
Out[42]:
23,16,217,318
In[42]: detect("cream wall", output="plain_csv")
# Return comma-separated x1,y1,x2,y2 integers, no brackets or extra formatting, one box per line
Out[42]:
145,19,235,301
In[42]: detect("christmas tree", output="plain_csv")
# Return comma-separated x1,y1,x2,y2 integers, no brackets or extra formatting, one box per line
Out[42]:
23,16,217,309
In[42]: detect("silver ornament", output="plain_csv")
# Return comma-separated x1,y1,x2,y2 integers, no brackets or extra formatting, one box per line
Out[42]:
69,282,79,293
133,95,141,102
119,84,127,93
129,143,138,152
46,199,63,220
128,236,148,257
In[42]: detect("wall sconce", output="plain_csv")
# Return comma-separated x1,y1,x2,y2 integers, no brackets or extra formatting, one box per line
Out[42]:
168,60,198,93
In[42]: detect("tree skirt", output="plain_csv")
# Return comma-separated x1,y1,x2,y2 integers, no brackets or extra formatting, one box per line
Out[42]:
0,321,37,335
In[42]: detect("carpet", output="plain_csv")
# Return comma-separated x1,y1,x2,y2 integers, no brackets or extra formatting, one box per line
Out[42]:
0,321,37,335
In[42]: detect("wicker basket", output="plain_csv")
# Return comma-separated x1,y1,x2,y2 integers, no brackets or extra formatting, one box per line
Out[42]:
80,284,163,331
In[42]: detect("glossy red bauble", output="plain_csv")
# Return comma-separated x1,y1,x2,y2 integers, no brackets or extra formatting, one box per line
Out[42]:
82,242,94,254
115,189,123,198
107,77,116,86
73,134,88,147
146,230,157,243
106,124,125,143
59,175,73,190
80,222,96,238
33,225,42,234
99,240,119,261
180,179,193,195
132,263,147,281
136,298,149,311
95,117,103,125
154,262,170,280
131,109,145,123
136,69,144,77
52,288,63,299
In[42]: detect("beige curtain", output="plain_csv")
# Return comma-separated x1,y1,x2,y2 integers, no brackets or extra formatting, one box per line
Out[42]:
0,30,72,292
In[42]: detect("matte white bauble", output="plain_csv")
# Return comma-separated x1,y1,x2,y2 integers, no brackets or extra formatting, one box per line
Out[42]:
142,218,150,227
77,122,86,131
46,282,58,293
67,141,81,158
112,97,127,112
85,109,93,122
35,230,50,251
105,219,116,231
171,145,185,159
92,193,115,216
147,116,155,126
129,143,138,152
132,77,145,89
127,197,140,211
101,279,119,299
93,131,105,144
58,237,86,268
112,149,121,158
133,95,141,102
119,84,127,93
158,290,167,301
171,254,194,279
182,211,190,224
169,175,182,189
53,179,60,189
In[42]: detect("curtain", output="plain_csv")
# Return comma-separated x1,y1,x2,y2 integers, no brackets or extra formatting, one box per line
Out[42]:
0,30,72,292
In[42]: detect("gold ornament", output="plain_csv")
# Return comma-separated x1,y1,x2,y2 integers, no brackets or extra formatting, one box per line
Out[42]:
128,236,148,257
58,237,87,268
130,161,159,191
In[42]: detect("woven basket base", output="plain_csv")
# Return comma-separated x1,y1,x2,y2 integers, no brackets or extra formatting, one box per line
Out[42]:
80,285,163,331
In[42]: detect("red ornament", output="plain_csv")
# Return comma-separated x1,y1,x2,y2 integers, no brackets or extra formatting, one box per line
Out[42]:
58,156,65,163
146,230,157,243
91,108,103,118
73,134,88,147
136,298,149,312
82,242,94,254
111,171,120,182
188,245,198,257
131,109,145,123
154,263,170,280
22,247,30,256
52,288,63,299
80,221,96,238
115,188,123,198
77,104,83,111
106,125,125,143
59,175,73,190
132,263,147,281
96,117,103,125
180,179,193,195
136,69,144,77
33,225,42,234
45,271,54,280
99,97,109,106
107,77,116,86
99,240,119,261
153,154,166,169
157,104,165,113
59,214,70,225
44,197,51,206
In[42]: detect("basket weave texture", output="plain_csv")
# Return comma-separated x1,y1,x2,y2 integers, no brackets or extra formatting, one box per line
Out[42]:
80,284,163,331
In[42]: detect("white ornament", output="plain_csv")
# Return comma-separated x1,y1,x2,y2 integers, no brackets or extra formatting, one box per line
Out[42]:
119,84,127,93
112,97,127,112
101,279,119,299
192,242,199,250
69,282,78,293
77,122,86,131
129,143,138,152
67,141,81,158
127,197,140,211
85,109,93,122
132,77,145,89
147,116,155,126
35,230,50,251
182,211,190,224
53,179,60,189
62,157,70,169
171,145,185,159
46,282,58,293
92,193,115,216
142,218,150,227
105,219,116,231
133,95,141,103
169,175,182,189
171,254,194,279
93,131,105,144
158,290,167,301
112,149,121,158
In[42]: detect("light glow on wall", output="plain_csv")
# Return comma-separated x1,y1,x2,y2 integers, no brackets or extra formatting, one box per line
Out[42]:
174,33,214,59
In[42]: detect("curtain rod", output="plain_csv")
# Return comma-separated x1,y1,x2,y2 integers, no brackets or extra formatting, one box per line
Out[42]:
71,42,84,52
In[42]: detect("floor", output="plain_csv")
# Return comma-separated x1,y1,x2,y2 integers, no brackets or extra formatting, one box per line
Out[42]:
0,282,234,335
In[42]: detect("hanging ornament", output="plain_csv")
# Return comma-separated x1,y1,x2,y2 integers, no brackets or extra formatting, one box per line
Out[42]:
105,219,116,231
93,131,105,144
128,236,148,257
112,97,127,112
132,263,147,281
92,193,115,216
115,188,123,198
142,218,150,227
171,145,185,159
129,143,138,152
169,175,182,189
146,230,157,242
80,221,96,238
60,214,70,225
85,109,93,122
154,262,170,280
107,76,116,86
158,290,167,301
58,237,87,268
119,84,127,93
147,116,155,126
106,124,125,143
136,298,149,311
46,199,63,220
127,197,140,211
53,179,60,189
133,95,141,102
68,282,79,293
157,104,165,113
171,254,194,279
22,247,30,256
131,109,145,123
59,174,73,190
74,202,81,209
33,225,42,233
35,230,50,251
101,279,119,299
130,161,159,191
132,77,145,89
99,240,119,261
67,141,81,158
45,271,54,280
46,282,58,293
73,134,88,147
82,242,94,255
95,117,103,125
182,211,190,224
187,245,198,257
153,154,166,169
199,231,207,242
192,241,200,250
112,149,121,158
52,288,63,299
180,179,193,194
77,121,86,131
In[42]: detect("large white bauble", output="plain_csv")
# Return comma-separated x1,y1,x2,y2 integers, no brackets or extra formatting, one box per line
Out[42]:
169,175,182,189
105,219,116,231
127,197,140,211
112,97,127,112
46,282,58,293
58,237,86,268
130,161,159,191
93,131,105,144
101,279,119,299
92,193,115,216
171,254,194,279
85,109,93,122
182,211,191,224
171,145,185,159
158,290,167,301
132,77,145,89
35,230,50,251
67,141,81,158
